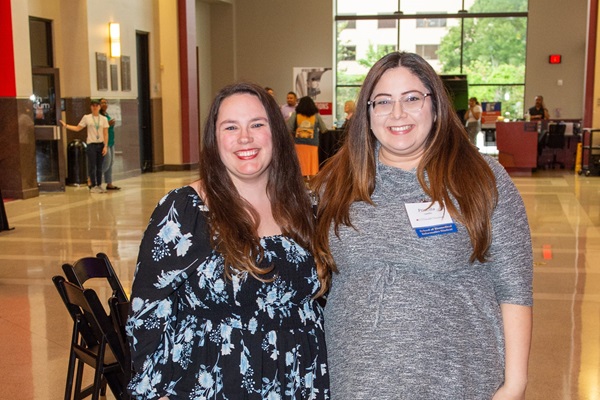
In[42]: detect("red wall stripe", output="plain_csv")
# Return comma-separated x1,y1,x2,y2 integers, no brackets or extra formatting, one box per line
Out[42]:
584,0,598,127
0,0,16,97
177,0,199,165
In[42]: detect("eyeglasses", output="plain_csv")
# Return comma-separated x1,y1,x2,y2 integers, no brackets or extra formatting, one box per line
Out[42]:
367,91,431,116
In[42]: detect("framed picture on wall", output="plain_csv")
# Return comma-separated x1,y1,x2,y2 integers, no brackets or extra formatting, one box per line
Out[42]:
96,52,108,91
121,55,131,91
110,64,118,91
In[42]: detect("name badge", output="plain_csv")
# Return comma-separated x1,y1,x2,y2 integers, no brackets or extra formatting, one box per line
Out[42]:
404,201,457,237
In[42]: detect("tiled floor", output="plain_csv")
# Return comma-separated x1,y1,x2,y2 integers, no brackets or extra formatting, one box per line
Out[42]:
0,168,599,399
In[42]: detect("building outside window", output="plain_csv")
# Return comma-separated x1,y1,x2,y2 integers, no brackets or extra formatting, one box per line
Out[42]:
416,44,440,60
340,45,357,61
334,0,528,122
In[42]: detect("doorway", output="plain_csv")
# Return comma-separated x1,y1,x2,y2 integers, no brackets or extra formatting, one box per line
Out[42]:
30,17,65,192
136,32,152,172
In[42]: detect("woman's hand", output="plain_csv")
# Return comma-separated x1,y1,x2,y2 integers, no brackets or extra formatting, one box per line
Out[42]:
491,383,526,400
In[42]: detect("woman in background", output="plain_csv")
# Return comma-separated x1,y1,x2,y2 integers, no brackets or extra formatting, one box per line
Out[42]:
340,100,356,131
465,96,482,146
287,96,328,180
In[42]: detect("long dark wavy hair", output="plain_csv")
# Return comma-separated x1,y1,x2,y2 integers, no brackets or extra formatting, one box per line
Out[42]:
312,52,498,274
200,82,331,295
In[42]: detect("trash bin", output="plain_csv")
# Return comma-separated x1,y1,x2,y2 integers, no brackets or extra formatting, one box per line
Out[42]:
67,139,88,185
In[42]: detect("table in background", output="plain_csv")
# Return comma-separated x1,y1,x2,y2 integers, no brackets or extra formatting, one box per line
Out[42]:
495,122,538,175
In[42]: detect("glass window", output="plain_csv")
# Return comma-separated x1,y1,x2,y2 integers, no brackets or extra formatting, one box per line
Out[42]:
378,44,397,55
465,0,527,13
334,1,529,121
337,0,398,15
378,18,397,29
416,44,439,60
337,0,527,15
417,17,447,28
341,46,357,61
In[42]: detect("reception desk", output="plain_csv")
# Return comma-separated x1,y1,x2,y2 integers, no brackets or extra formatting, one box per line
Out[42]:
495,122,539,175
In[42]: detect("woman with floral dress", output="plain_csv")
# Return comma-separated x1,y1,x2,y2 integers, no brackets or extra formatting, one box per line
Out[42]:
127,82,332,399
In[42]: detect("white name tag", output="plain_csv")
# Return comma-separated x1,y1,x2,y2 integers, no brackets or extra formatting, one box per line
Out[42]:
404,201,457,237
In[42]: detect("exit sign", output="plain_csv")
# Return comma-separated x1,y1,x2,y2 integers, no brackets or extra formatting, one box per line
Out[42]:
549,54,562,64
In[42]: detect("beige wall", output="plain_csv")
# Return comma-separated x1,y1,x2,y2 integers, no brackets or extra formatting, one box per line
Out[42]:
85,0,158,100
11,2,33,97
158,0,182,165
233,0,333,106
525,0,587,120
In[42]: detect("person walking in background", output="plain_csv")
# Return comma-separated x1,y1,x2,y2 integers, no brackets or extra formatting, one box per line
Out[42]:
281,91,298,121
465,96,482,146
127,82,331,399
287,96,328,180
100,98,121,190
312,52,533,400
528,95,550,121
60,100,109,194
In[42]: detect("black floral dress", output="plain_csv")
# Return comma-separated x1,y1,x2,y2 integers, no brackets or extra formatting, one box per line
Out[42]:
127,186,329,400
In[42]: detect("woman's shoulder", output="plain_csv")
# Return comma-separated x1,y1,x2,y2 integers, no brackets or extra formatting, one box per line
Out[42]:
480,154,517,191
156,184,207,212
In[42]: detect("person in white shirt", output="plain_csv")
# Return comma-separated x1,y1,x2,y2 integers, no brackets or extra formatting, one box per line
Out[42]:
60,99,109,193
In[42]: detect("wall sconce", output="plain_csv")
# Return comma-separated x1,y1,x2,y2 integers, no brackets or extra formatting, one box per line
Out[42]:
109,22,121,58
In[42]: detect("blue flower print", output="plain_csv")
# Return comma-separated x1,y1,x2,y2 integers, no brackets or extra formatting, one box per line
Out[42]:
152,200,194,261
175,233,192,256
127,187,328,399
256,278,297,320
158,219,181,244
189,360,226,399
279,237,309,265
220,323,235,355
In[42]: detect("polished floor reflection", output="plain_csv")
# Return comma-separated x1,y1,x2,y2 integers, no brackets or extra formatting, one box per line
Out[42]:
0,169,599,399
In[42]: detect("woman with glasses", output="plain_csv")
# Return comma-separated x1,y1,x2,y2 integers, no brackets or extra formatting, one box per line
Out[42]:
312,52,532,399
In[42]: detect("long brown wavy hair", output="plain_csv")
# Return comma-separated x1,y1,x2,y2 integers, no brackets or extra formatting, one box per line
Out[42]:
312,52,498,274
200,82,331,296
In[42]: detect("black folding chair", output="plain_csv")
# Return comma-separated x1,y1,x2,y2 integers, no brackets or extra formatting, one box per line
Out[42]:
53,275,130,400
108,296,132,385
62,252,128,303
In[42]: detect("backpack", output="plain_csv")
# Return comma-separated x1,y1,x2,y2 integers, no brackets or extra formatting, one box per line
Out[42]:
294,114,318,139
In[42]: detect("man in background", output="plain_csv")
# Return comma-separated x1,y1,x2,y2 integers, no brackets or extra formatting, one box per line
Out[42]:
280,91,298,121
528,95,550,121
100,98,121,190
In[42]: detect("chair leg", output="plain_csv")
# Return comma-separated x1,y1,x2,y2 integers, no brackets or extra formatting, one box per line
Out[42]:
91,339,109,400
100,377,107,396
74,360,85,400
64,349,77,400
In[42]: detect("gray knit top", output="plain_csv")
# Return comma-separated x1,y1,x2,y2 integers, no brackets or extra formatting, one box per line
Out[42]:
323,155,533,400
